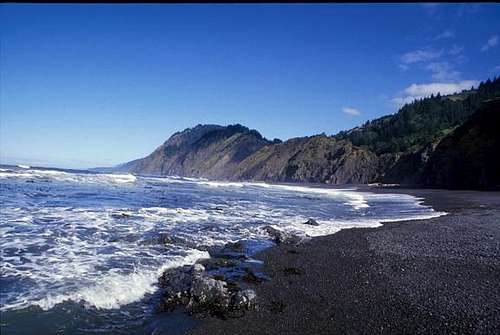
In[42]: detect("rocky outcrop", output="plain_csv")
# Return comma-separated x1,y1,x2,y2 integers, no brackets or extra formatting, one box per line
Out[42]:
264,226,309,245
303,219,319,226
158,263,257,316
156,239,271,317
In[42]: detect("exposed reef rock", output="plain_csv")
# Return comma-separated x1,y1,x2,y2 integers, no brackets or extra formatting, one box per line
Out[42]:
157,240,269,318
158,263,257,317
264,226,309,245
303,218,319,226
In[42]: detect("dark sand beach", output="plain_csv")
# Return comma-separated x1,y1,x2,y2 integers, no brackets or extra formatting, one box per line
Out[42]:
188,189,500,334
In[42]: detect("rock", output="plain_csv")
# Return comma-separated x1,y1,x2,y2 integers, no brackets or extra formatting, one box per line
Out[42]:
158,233,174,245
264,226,307,245
283,267,303,275
192,263,205,273
221,241,245,252
158,265,196,309
158,263,258,316
111,212,133,219
212,241,249,260
139,234,172,246
200,257,237,271
241,268,265,284
232,289,256,310
303,218,319,226
189,276,230,311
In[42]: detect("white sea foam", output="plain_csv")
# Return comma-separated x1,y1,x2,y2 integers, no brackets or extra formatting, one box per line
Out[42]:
0,168,137,185
192,180,370,210
103,173,137,184
31,249,209,310
0,167,446,312
198,180,246,188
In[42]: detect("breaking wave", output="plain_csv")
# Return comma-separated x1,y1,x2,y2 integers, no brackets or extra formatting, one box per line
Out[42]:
0,166,445,312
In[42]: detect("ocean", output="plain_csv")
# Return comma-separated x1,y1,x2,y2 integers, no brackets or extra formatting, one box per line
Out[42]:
0,165,444,334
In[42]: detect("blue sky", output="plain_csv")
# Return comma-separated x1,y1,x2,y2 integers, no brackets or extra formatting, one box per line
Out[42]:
1,4,499,169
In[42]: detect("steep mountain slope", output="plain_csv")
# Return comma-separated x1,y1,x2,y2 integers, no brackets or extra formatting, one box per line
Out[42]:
233,135,379,184
338,78,500,185
117,78,500,189
422,98,500,190
123,124,271,178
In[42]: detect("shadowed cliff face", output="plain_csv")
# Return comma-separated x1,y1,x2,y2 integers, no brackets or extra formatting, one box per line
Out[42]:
422,99,500,190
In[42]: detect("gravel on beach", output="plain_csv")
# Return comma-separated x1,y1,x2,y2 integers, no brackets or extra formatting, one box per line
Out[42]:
188,189,500,335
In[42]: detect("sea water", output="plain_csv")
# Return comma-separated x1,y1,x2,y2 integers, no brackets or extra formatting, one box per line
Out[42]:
0,165,444,334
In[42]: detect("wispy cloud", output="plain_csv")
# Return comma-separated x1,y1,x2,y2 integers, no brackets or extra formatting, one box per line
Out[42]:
398,64,410,71
448,45,464,56
398,44,467,77
400,49,442,64
481,35,498,52
391,80,479,107
426,62,461,81
342,107,362,116
435,29,455,40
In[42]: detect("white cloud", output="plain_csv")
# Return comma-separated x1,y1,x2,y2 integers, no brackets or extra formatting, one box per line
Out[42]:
435,30,455,40
391,80,479,107
398,64,410,71
426,62,461,81
400,49,442,64
391,95,422,107
342,107,362,116
481,35,498,52
404,81,477,96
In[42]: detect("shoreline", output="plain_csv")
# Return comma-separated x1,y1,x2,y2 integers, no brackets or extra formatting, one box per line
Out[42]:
187,188,500,334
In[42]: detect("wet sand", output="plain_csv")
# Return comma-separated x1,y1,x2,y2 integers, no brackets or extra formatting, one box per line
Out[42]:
188,189,500,334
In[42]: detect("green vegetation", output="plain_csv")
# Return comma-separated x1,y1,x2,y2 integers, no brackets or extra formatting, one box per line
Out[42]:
336,77,500,155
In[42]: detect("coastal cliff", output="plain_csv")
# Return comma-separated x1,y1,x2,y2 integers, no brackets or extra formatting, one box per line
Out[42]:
119,124,270,179
422,98,500,190
117,78,500,190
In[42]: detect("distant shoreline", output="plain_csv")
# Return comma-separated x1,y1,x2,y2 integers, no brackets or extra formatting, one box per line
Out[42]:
188,189,500,334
